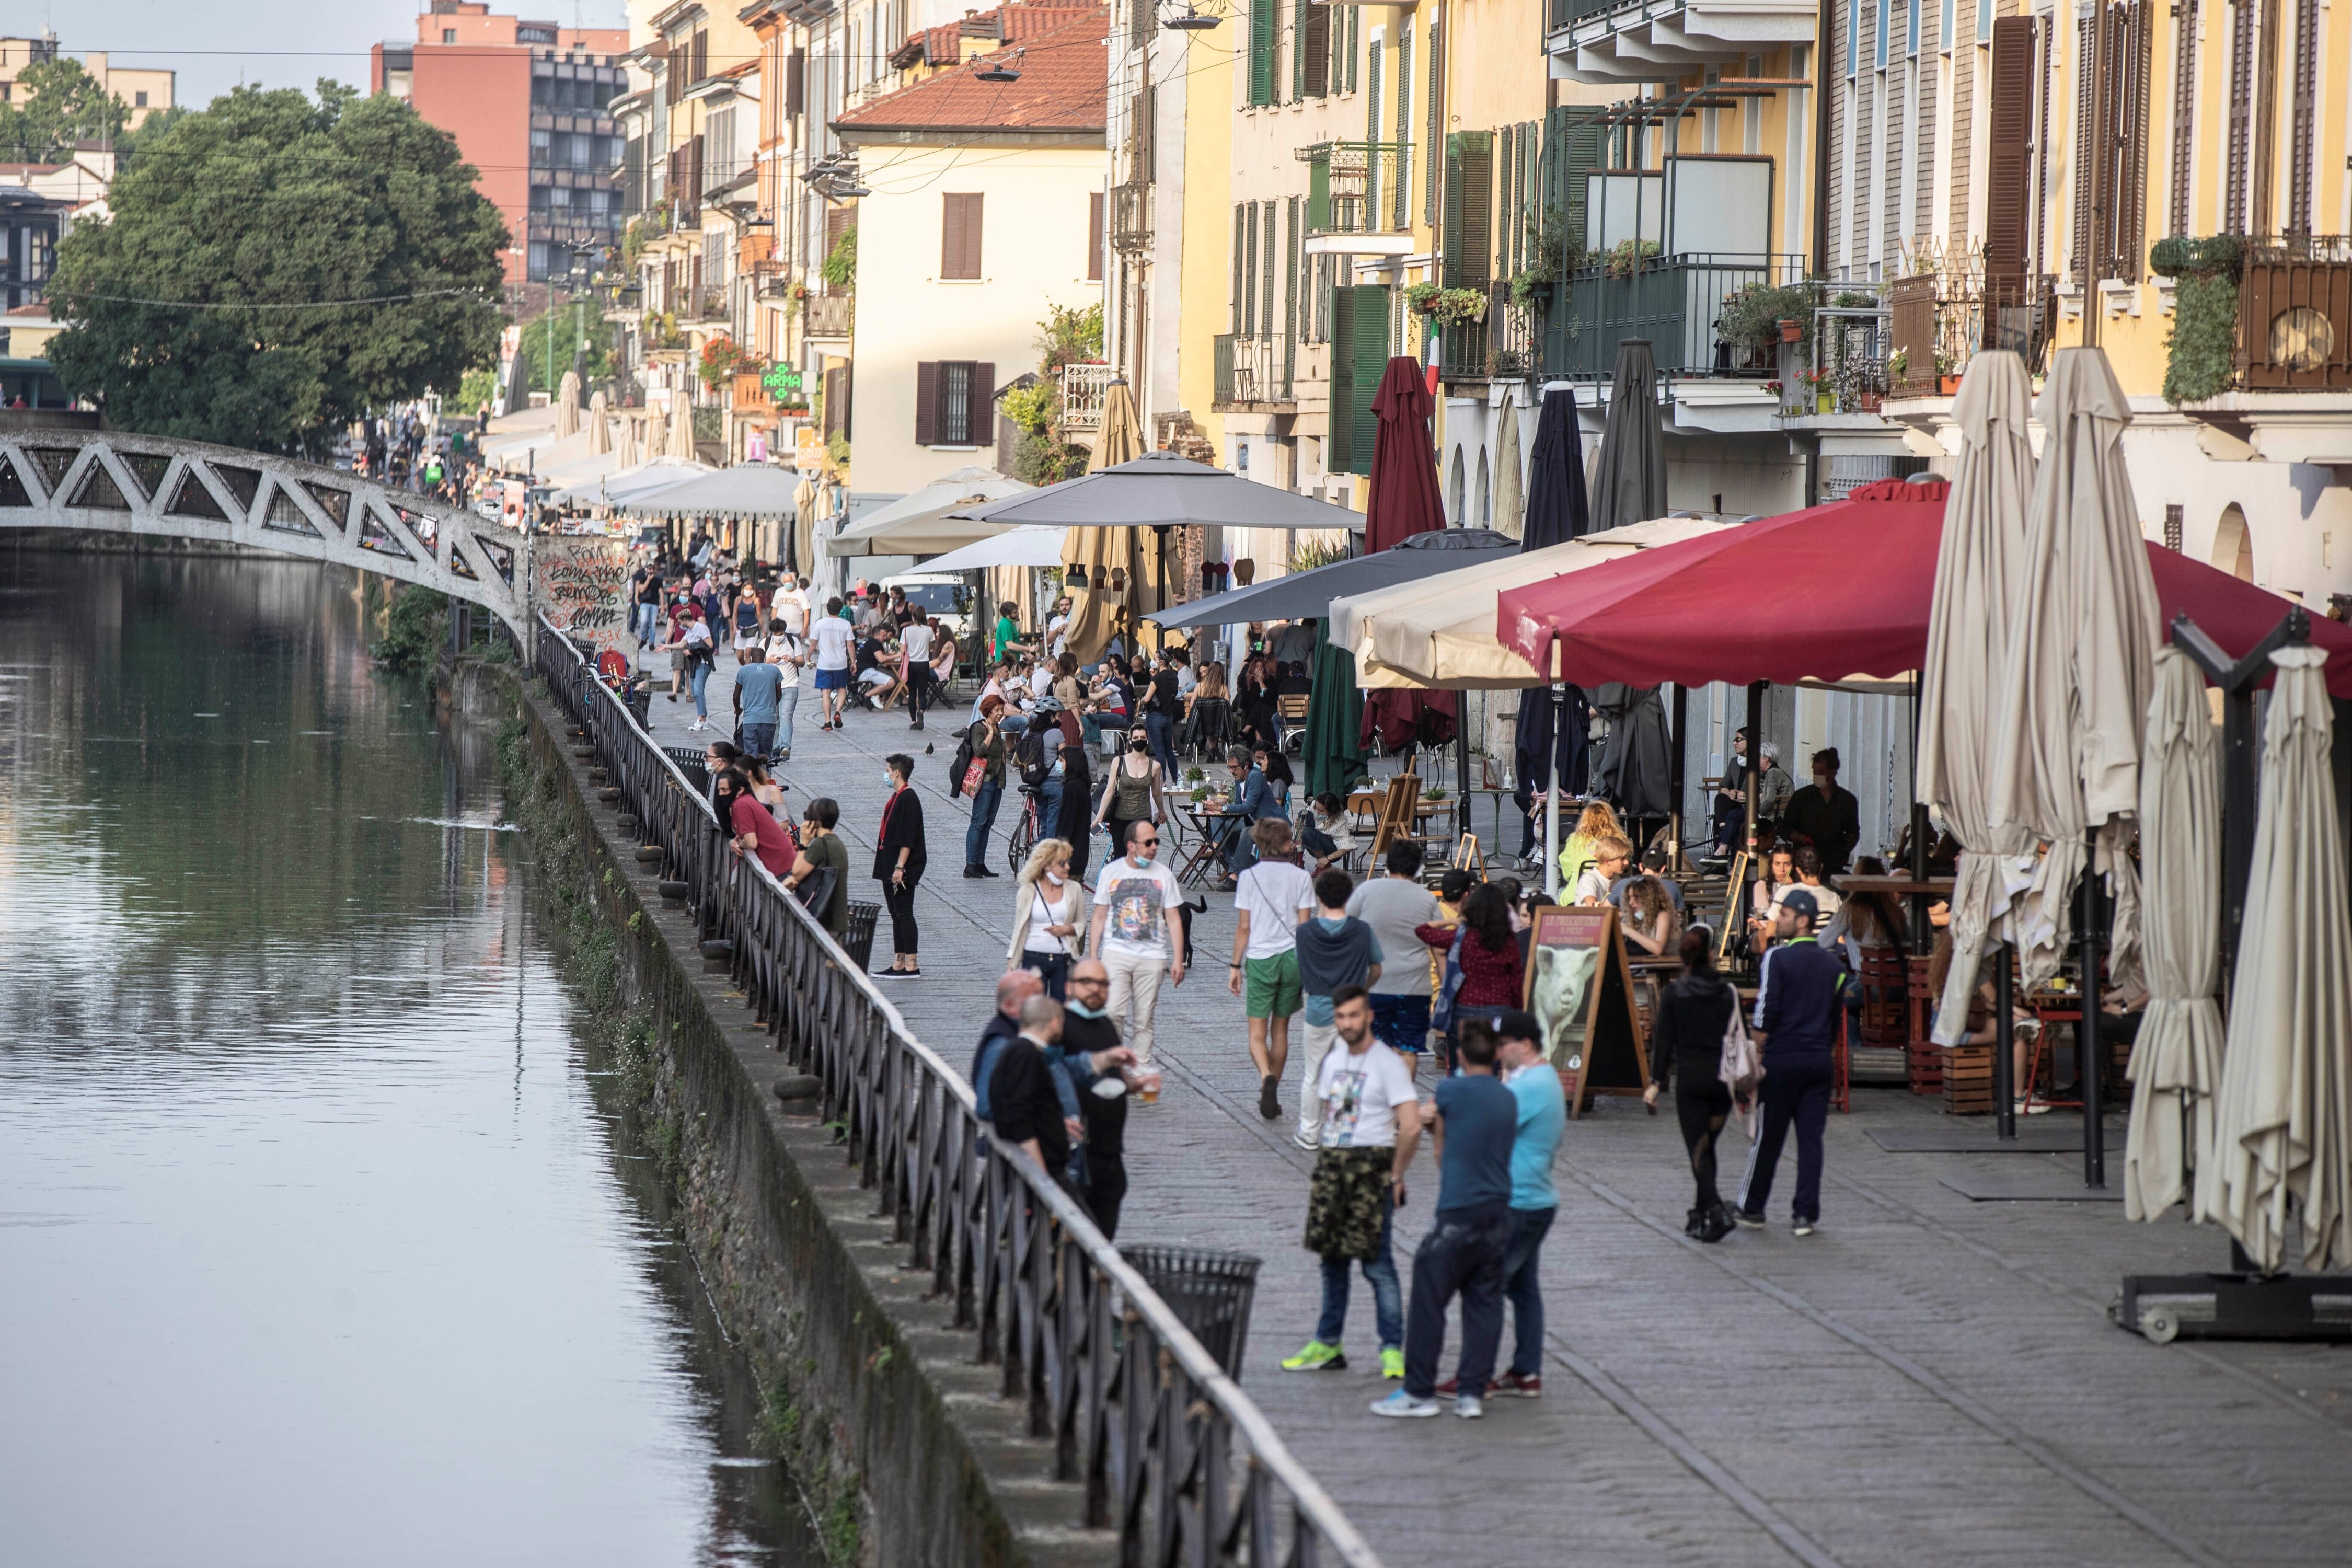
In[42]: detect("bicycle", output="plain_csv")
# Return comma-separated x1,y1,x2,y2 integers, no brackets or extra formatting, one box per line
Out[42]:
1006,786,1045,874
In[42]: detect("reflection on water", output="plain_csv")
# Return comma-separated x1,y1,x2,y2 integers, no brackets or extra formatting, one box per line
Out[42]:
0,549,821,1567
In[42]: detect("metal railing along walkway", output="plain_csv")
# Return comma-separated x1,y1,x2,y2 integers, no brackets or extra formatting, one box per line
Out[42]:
534,618,1380,1568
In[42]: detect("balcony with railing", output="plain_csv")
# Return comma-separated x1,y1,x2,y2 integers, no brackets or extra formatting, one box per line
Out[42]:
1212,334,1295,409
1059,362,1116,430
2154,236,2352,463
1436,284,1533,384
803,294,853,340
1884,271,2057,397
1111,181,1152,256
1298,142,1414,247
1543,252,1806,381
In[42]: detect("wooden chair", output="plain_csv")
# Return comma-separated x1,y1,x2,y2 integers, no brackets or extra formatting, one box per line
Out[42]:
1368,773,1419,861
1857,948,1909,1050
1276,692,1310,751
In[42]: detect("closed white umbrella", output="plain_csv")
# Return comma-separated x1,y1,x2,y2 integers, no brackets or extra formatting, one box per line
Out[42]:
2125,645,2227,1220
1919,351,2038,1043
1987,347,2161,993
1493,391,1526,541
644,408,668,461
614,410,639,469
670,394,697,464
554,370,581,439
585,390,610,456
2201,645,2352,1270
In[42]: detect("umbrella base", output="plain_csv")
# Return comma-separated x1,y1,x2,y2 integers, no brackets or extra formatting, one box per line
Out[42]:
2115,1271,2352,1345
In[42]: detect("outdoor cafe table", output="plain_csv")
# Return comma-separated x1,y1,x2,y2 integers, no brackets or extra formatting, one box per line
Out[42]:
1175,802,1248,887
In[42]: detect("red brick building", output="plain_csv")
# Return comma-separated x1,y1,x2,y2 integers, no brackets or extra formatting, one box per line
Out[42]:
372,2,631,283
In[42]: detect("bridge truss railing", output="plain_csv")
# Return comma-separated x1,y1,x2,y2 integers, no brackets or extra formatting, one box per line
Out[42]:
534,617,1381,1568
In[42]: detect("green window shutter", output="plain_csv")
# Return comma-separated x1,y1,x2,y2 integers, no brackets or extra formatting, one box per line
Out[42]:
1249,0,1275,106
1292,0,1306,99
1365,41,1380,140
1284,196,1300,395
1301,3,1330,96
1545,105,1608,258
1307,149,1331,233
1243,202,1260,337
1442,133,1463,285
1424,22,1443,223
1346,9,1358,94
1457,131,1492,287
1262,200,1279,341
1328,283,1389,477
1232,204,1246,333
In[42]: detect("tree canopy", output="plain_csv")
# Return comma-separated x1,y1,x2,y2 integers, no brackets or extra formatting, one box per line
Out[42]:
45,82,508,453
0,59,128,162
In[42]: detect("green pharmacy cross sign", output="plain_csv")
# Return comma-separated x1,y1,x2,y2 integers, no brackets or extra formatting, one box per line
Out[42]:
764,365,805,397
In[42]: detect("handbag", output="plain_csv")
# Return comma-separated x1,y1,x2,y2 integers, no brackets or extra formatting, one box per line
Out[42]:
961,757,989,797
793,865,838,918
1718,998,1763,1133
1428,925,1470,1039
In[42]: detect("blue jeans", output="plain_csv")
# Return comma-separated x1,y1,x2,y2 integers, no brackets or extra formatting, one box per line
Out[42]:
1315,1196,1402,1351
688,659,711,719
774,687,799,756
1041,778,1065,840
1501,1205,1555,1379
1369,991,1430,1058
966,777,1004,869
1145,710,1178,777
634,602,659,645
739,721,775,760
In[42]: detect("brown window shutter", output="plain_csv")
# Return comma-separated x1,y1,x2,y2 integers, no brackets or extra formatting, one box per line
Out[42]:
2169,0,2198,235
2225,0,2255,229
2288,0,2320,233
915,362,941,445
1985,17,2035,278
2070,9,2097,285
1302,2,1330,96
942,193,983,278
1089,192,1105,281
788,50,805,119
975,365,996,445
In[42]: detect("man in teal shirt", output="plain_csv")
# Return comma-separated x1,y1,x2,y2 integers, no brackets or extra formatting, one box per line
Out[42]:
1489,1009,1564,1398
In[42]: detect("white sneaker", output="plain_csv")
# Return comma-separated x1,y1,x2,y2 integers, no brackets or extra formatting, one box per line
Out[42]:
1368,1389,1438,1419
1290,1129,1321,1153
1455,1394,1485,1420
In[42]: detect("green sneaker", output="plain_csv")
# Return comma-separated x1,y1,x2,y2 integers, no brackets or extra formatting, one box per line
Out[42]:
1380,1347,1405,1380
1281,1340,1348,1373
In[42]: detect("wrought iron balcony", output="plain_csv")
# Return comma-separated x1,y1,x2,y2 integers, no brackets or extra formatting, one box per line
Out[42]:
1212,333,1295,408
1297,141,1413,239
1885,271,2056,397
1059,362,1116,430
1111,181,1152,255
1542,252,1806,381
803,295,853,339
1437,284,1533,384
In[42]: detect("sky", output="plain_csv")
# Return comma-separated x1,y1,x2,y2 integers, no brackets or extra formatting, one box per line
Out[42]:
8,1,630,109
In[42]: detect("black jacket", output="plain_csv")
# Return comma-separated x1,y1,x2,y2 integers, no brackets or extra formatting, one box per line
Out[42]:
1650,972,1738,1089
1755,937,1848,1058
875,786,927,882
1061,1008,1127,1159
1782,783,1861,874
990,1033,1071,1177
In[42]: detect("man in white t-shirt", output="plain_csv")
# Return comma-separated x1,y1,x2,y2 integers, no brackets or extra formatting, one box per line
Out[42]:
771,575,810,639
1087,819,1187,1069
898,613,935,731
764,618,806,759
810,595,854,731
1230,817,1316,1122
1282,986,1422,1378
1045,596,1072,661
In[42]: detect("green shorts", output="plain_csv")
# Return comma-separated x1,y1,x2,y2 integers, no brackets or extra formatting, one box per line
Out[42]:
1243,950,1303,1020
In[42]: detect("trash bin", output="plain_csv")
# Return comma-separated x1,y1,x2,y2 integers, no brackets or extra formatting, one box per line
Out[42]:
1119,1246,1262,1378
662,745,712,798
841,901,880,973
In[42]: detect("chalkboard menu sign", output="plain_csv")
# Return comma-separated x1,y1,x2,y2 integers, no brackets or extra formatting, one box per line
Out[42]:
1521,904,1650,1116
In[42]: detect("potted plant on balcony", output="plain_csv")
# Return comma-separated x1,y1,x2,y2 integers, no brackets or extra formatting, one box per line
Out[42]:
1935,351,1960,396
2149,234,2245,403
1797,367,1834,415
1603,239,1661,280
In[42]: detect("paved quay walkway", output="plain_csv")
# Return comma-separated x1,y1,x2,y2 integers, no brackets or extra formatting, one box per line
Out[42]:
643,653,2352,1567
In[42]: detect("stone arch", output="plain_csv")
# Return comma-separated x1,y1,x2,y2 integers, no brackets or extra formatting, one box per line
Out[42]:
1446,445,1466,525
2214,503,2254,584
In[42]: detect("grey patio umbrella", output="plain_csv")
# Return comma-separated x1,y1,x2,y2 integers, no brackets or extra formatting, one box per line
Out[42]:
2201,645,2352,1271
1919,351,2037,1044
949,449,1364,531
1588,340,1667,533
1146,528,1516,631
1987,347,2160,993
2125,645,2226,1222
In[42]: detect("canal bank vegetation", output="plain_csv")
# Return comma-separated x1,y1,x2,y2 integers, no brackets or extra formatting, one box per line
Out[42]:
370,581,448,677
493,705,870,1567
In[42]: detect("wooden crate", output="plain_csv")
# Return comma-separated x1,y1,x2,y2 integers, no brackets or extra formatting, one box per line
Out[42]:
1907,1037,1945,1095
1941,1044,1994,1115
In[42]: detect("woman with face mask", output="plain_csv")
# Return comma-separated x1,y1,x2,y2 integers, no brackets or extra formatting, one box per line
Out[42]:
874,754,927,978
1007,838,1089,999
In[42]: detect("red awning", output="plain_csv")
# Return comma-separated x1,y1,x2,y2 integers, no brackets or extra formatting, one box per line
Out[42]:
1495,482,2352,697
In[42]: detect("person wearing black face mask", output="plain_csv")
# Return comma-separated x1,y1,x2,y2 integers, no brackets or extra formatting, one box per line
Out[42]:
875,754,927,978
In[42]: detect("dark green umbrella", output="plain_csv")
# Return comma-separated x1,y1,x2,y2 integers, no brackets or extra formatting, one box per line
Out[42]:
1304,618,1366,799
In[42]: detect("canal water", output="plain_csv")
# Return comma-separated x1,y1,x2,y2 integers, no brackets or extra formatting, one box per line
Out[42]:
0,549,824,1567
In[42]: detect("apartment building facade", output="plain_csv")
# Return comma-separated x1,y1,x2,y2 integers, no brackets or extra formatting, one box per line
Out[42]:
0,36,174,128
375,3,630,284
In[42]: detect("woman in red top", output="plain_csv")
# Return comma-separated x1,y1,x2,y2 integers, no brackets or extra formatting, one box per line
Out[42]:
1420,883,1523,1014
718,768,797,878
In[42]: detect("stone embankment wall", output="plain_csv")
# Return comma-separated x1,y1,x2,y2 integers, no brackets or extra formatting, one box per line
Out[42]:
494,666,1105,1568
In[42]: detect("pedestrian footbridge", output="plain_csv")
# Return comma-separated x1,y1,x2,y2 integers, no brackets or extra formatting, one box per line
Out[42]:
0,430,529,635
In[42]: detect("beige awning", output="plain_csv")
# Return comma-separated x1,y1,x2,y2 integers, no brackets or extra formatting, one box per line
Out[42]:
829,466,1033,557
1330,517,1734,690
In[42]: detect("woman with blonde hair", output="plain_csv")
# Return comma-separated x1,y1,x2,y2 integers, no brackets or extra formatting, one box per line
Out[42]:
1006,836,1089,999
1620,873,1679,956
1557,799,1627,892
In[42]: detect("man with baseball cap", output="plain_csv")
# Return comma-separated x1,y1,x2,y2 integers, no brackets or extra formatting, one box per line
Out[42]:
1736,887,1847,1237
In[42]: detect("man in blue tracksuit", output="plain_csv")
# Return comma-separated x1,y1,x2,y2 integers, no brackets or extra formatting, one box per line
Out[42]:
1737,888,1846,1236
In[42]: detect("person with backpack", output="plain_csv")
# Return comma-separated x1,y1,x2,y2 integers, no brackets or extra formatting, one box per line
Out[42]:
1644,928,1743,1242
1735,890,1846,1236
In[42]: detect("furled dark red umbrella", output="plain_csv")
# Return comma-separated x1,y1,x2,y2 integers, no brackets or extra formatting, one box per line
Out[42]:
1358,357,1456,757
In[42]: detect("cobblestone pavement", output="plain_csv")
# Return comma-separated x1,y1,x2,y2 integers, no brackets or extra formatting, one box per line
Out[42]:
647,655,2352,1567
